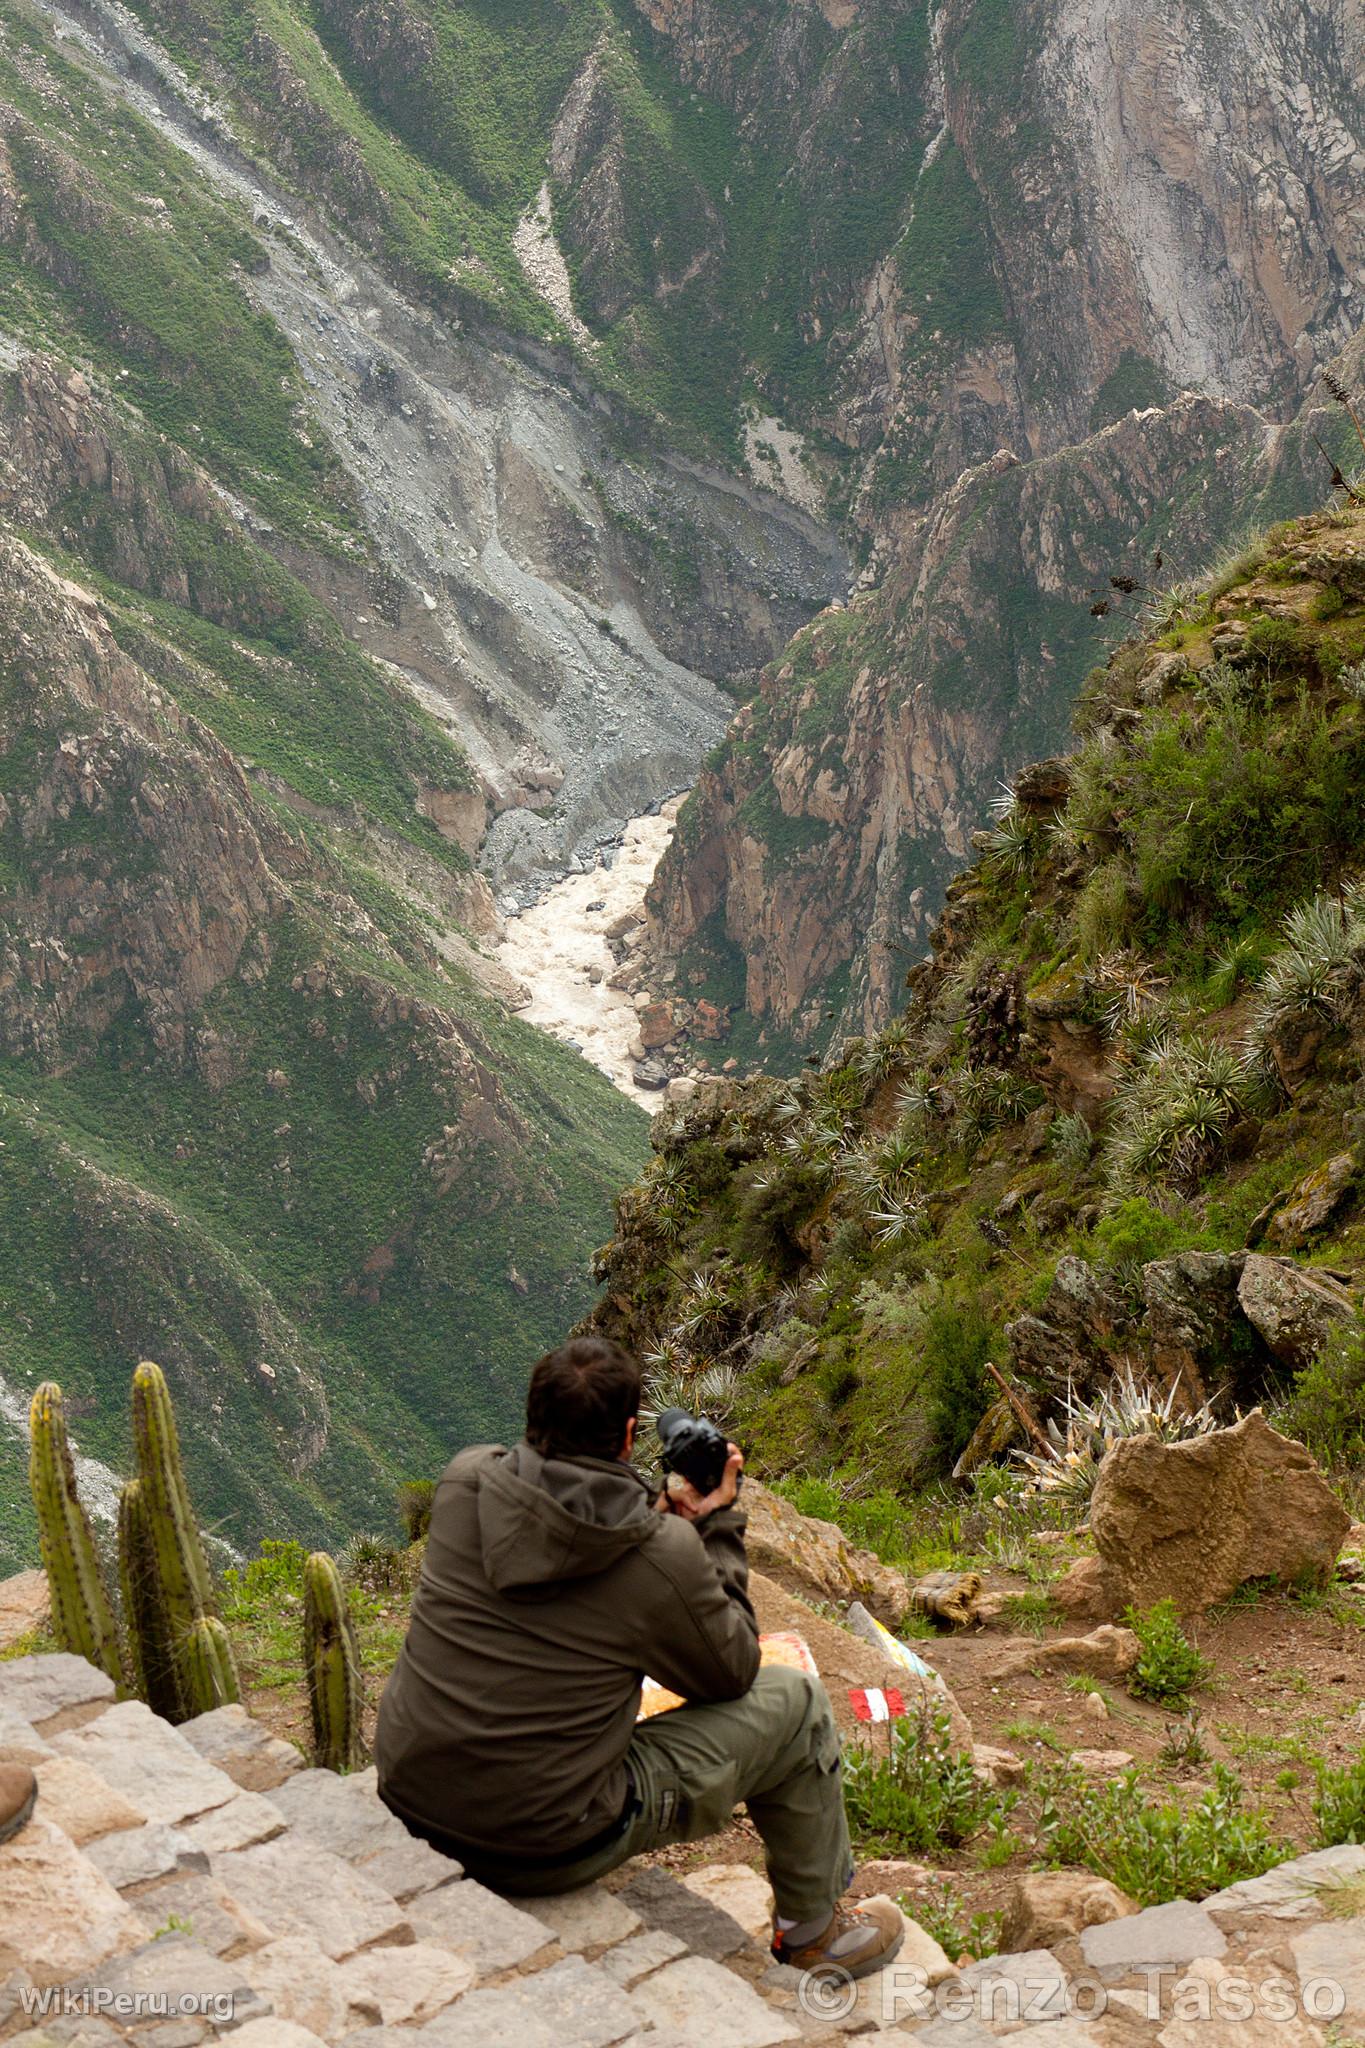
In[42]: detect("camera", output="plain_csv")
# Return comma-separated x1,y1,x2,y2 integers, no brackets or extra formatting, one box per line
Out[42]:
655,1408,737,1499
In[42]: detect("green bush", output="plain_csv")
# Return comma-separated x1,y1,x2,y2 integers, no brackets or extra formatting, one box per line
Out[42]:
1283,1317,1365,1471
922,1300,995,1467
1125,1600,1213,1708
1037,1763,1286,1904
843,1706,1007,1855
1313,1752,1365,1845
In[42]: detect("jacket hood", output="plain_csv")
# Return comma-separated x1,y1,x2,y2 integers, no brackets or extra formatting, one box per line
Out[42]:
476,1441,658,1592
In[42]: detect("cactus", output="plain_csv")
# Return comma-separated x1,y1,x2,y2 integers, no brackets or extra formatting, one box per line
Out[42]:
118,1478,180,1720
28,1382,129,1690
303,1551,365,1773
178,1616,242,1715
126,1360,240,1722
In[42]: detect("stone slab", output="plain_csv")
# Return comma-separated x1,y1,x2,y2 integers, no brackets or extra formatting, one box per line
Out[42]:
177,1705,304,1793
132,1871,273,1957
522,1883,643,1952
628,1955,799,2046
1293,1915,1365,2024
0,1814,144,1984
1080,1900,1227,1975
237,1933,348,2039
615,1864,750,1960
406,1875,552,1972
957,1946,1071,2022
1205,1844,1365,1919
65,1931,267,2025
337,1939,475,2026
175,1791,285,1856
34,1753,147,1844
0,1703,53,1765
87,1822,201,1892
52,1702,239,1825
210,1836,409,1960
421,1954,638,2048
598,1928,688,1987
0,1652,115,1725
676,1862,771,1942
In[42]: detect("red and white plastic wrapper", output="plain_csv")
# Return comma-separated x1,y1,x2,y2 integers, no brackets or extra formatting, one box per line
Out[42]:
638,1632,818,1721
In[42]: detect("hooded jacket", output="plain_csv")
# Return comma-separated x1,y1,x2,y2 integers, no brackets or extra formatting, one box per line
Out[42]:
375,1441,761,1857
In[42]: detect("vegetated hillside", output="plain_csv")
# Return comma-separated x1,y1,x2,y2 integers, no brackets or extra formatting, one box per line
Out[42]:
0,362,645,1577
594,495,1365,1521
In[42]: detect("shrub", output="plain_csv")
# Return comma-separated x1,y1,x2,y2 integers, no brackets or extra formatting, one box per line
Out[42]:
921,1300,996,1466
1282,1316,1365,1470
1313,1752,1365,1846
396,1480,435,1545
909,1879,1002,1962
1090,1197,1199,1281
1036,1763,1286,1904
1125,1599,1213,1708
1048,1112,1093,1174
843,1705,1006,1854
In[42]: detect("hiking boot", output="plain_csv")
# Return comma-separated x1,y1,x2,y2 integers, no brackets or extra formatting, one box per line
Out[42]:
771,1896,904,1980
0,1764,36,1846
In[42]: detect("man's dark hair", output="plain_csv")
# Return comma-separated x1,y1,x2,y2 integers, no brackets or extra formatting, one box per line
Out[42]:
525,1338,642,1461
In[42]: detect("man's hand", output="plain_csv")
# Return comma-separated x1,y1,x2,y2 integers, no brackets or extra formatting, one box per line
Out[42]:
659,1444,744,1522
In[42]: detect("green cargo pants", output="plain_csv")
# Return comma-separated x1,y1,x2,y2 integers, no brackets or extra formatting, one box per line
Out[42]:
473,1666,854,1924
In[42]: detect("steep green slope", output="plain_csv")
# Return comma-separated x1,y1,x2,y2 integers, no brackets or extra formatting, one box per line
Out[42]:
592,497,1365,1523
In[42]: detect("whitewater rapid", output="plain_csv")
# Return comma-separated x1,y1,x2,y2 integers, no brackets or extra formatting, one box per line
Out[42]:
496,802,683,1107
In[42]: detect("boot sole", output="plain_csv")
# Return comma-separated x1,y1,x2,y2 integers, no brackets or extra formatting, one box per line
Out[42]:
782,1922,906,1984
0,1781,36,1846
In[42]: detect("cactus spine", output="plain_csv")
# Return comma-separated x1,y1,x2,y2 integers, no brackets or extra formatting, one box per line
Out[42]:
126,1360,241,1722
28,1382,129,1691
303,1551,365,1773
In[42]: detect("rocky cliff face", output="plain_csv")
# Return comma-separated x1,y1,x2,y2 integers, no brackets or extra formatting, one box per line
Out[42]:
646,0,1365,1044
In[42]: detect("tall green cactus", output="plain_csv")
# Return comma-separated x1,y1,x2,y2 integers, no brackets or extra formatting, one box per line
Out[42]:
28,1382,129,1691
303,1551,365,1773
118,1477,179,1720
178,1616,242,1715
126,1360,240,1722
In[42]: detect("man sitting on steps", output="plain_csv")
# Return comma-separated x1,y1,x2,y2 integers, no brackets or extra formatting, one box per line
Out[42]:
376,1335,904,1982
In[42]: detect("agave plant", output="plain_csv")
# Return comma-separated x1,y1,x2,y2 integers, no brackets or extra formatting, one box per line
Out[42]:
982,802,1036,879
956,1063,1042,1138
673,1271,735,1341
857,1017,917,1082
1246,886,1365,1063
1095,951,1170,1038
1010,1370,1224,1506
1103,1029,1259,1195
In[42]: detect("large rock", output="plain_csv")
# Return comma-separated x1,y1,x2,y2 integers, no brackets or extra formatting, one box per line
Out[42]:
1140,1250,1254,1400
999,1871,1135,1953
742,1480,913,1626
1267,1152,1361,1246
1005,1256,1136,1396
1090,1408,1351,1615
1236,1254,1355,1369
988,1626,1139,1683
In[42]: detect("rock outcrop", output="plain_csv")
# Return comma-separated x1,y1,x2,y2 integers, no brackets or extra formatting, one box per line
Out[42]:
1088,1409,1352,1616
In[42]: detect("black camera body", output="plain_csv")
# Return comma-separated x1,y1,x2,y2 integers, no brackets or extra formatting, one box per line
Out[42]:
655,1407,736,1499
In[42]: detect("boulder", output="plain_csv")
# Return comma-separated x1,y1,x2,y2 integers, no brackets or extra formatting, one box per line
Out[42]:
1005,1256,1135,1395
1236,1254,1355,1369
1090,1407,1351,1614
638,1001,678,1051
0,1571,49,1651
1267,1152,1360,1247
633,1057,671,1090
999,1871,1135,1954
741,1480,913,1627
987,1625,1139,1683
1140,1250,1253,1400
1052,1554,1118,1625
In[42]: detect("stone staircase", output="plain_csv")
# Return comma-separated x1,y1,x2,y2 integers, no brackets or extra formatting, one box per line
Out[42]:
3,1652,1365,2046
